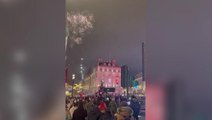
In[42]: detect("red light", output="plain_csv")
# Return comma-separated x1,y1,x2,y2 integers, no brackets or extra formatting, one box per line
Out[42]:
116,79,119,84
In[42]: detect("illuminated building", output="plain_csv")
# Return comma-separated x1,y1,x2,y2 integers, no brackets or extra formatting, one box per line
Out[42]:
135,73,145,96
135,73,143,83
82,58,122,94
81,71,96,95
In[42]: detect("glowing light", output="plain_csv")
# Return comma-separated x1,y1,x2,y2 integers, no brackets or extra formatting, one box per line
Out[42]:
73,83,82,91
72,74,75,79
65,91,70,95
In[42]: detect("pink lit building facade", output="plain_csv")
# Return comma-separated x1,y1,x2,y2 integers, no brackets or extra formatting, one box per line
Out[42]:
82,59,122,94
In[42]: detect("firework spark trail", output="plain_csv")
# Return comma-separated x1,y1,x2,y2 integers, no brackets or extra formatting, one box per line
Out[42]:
66,11,95,50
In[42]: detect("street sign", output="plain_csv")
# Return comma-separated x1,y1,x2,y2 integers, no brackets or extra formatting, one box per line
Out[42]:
104,88,115,92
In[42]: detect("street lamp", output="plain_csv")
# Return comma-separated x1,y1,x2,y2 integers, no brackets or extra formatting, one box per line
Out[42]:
71,74,75,97
72,74,75,79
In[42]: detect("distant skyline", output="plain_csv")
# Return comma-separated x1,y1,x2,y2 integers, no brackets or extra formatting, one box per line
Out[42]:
66,0,145,81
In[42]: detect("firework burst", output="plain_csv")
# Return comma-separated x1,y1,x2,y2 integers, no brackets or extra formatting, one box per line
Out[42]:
66,11,95,49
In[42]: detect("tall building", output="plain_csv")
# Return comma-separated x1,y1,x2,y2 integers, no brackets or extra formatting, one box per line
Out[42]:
82,58,122,94
121,65,129,88
79,57,85,80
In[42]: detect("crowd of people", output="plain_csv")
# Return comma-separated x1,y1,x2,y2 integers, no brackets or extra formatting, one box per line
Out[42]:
65,95,143,120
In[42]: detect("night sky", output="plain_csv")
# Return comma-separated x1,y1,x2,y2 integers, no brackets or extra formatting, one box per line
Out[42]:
66,0,145,80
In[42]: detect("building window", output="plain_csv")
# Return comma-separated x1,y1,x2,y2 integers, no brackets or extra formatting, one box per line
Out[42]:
109,79,111,83
115,79,119,84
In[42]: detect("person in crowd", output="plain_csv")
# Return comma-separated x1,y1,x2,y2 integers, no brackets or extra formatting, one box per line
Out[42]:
115,96,121,106
98,109,113,120
115,107,134,120
84,98,94,113
119,100,129,107
98,100,107,113
66,108,71,120
109,97,118,117
93,97,98,105
129,96,140,120
104,96,111,107
87,102,101,120
72,101,87,120
69,102,78,120
66,97,71,110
